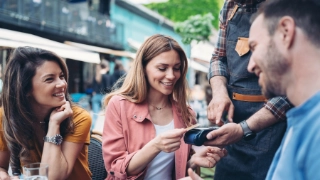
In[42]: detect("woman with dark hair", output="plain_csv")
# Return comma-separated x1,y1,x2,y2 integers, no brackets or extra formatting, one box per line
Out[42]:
102,34,227,179
0,47,92,179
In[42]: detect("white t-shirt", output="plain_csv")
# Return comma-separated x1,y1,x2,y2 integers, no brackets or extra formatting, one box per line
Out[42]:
144,120,175,180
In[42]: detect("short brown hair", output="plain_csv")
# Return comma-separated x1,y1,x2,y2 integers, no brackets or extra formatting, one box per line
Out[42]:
252,0,320,47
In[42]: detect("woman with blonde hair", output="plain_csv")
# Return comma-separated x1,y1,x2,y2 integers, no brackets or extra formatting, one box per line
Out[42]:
103,34,227,179
0,47,92,179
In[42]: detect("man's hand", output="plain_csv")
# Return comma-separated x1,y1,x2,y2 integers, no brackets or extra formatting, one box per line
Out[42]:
207,94,234,126
207,77,234,126
204,123,243,147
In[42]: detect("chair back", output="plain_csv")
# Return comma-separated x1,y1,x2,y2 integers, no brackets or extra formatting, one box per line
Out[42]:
88,130,107,180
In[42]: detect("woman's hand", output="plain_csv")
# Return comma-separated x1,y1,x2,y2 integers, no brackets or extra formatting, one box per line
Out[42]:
126,128,187,176
151,128,187,153
0,171,10,180
49,101,73,126
179,168,203,180
188,146,227,169
9,176,20,180
0,153,10,180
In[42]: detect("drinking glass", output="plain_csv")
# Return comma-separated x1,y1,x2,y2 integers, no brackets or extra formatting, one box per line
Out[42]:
23,163,48,180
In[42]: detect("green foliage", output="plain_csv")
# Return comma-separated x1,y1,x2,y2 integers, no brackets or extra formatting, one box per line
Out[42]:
145,0,222,29
201,167,215,179
174,13,214,44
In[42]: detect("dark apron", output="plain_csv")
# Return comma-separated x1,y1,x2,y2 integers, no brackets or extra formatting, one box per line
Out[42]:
214,2,287,180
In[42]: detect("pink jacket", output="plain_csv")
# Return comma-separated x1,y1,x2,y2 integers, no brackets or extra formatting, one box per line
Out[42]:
102,95,193,180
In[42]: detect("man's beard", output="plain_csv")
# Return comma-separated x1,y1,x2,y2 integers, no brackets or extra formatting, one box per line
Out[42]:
263,83,280,99
261,40,288,99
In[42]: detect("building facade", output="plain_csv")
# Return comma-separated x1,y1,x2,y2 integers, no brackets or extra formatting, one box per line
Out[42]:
0,0,204,108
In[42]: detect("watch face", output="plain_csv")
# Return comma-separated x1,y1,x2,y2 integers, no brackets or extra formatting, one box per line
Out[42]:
244,133,256,141
55,135,63,145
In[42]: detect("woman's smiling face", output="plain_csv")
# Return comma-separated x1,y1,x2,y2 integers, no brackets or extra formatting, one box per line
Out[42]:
145,50,181,97
29,60,67,109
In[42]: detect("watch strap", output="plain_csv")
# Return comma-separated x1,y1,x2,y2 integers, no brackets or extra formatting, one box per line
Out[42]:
43,134,63,145
239,120,251,134
239,120,256,141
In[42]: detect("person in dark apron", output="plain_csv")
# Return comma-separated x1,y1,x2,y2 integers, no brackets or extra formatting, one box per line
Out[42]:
207,0,292,179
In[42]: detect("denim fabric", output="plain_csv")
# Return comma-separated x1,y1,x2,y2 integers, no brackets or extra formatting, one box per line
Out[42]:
208,0,292,121
214,2,287,180
91,93,104,130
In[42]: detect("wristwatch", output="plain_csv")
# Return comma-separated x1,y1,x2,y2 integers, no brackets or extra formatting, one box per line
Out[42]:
43,134,63,145
239,120,256,141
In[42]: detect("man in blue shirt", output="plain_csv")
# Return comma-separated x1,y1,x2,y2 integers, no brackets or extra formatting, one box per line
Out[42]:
183,0,320,179
246,0,320,179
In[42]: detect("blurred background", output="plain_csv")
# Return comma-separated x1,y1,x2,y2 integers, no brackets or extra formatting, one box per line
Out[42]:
0,0,223,178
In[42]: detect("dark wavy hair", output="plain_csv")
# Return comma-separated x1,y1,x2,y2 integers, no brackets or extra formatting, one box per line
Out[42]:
1,47,74,175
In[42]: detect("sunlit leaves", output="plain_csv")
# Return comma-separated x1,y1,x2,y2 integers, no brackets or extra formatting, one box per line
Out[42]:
174,13,214,44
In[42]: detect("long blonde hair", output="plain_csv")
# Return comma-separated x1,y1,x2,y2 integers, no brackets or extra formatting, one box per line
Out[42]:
104,34,193,126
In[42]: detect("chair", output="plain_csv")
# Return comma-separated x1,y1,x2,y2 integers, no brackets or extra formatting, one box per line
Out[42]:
88,130,107,180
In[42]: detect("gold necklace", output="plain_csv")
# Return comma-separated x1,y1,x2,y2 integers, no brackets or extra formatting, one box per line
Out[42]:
149,103,168,110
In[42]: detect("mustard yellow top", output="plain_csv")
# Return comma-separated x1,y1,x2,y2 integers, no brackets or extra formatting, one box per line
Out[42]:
0,106,92,180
